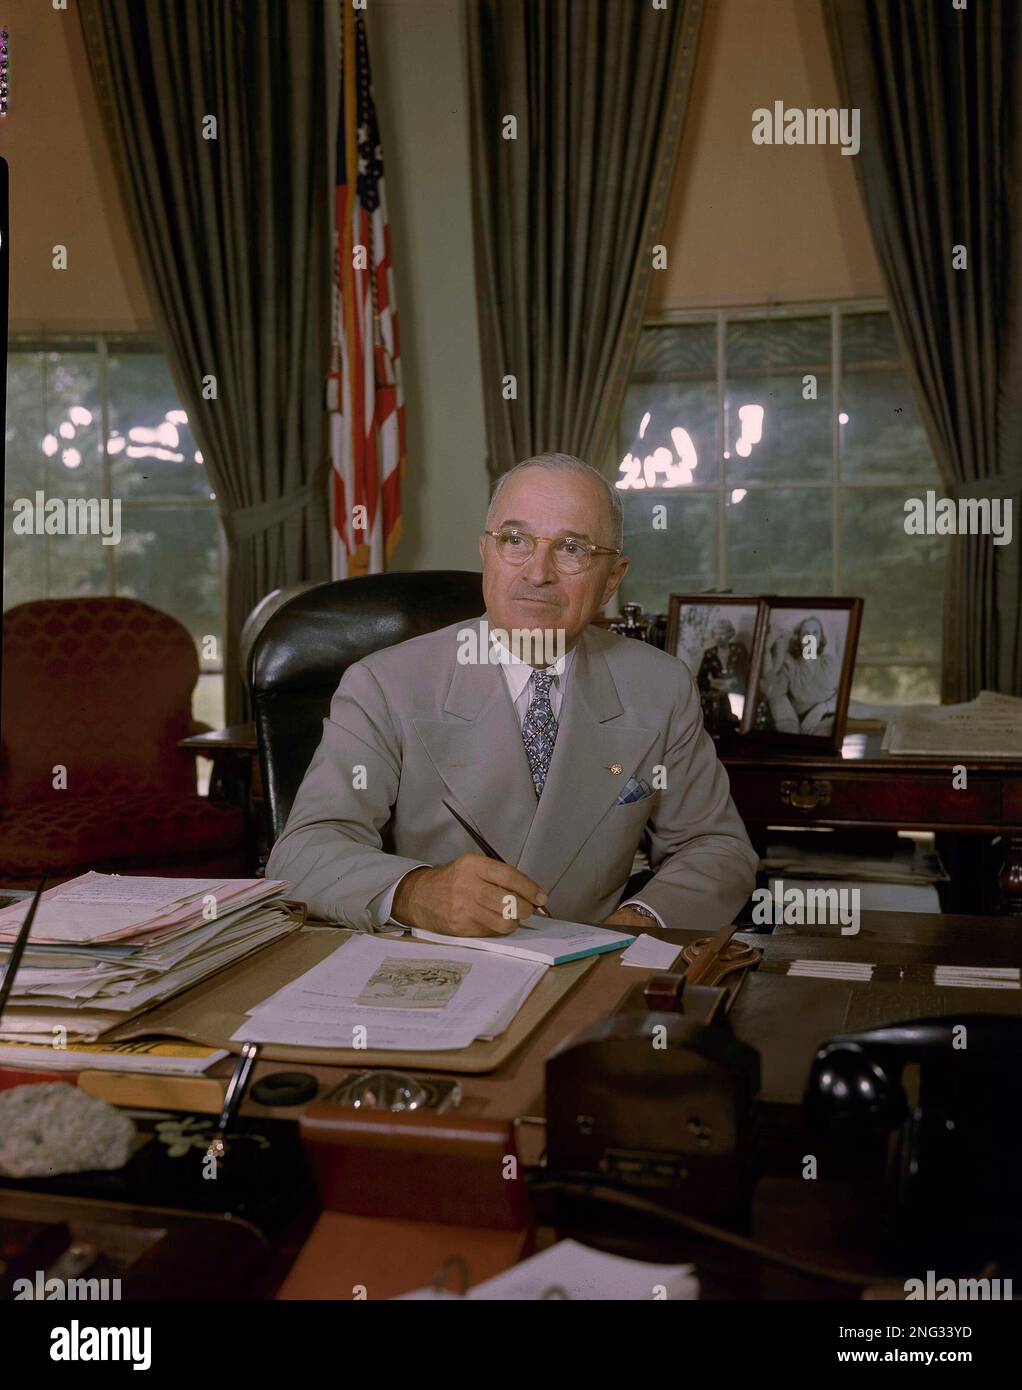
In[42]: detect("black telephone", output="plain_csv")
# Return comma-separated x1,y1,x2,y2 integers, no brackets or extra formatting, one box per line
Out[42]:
806,1015,1022,1270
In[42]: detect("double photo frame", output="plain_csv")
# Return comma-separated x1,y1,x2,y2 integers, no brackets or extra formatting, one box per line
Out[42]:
665,593,863,752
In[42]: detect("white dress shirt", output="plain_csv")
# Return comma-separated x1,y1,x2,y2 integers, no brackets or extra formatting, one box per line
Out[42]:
366,635,662,929
496,639,574,726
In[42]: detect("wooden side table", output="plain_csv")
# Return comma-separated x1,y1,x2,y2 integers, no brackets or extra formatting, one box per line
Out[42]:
179,723,262,873
721,732,1022,915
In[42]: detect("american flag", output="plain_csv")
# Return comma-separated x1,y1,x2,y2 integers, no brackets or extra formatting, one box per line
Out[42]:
328,3,405,578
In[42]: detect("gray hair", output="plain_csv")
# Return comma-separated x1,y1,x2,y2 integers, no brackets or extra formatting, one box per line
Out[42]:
485,452,624,550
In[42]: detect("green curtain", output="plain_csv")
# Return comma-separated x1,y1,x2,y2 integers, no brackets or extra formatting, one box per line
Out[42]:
467,0,705,485
824,0,1022,699
78,0,332,722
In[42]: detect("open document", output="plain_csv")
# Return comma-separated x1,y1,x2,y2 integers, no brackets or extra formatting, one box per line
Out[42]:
232,934,547,1050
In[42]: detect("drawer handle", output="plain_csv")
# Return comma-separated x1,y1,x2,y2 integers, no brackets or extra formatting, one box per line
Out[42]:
780,778,832,811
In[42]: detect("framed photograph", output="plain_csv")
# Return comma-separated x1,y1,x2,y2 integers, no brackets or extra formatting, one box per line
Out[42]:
666,594,763,738
743,597,863,750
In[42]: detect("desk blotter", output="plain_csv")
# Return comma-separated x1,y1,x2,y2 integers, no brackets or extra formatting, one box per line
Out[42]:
107,927,597,1074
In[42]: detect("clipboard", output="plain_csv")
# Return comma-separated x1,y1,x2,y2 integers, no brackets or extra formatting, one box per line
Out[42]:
106,926,598,1074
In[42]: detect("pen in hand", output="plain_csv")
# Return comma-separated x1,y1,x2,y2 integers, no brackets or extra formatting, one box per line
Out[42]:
442,800,550,928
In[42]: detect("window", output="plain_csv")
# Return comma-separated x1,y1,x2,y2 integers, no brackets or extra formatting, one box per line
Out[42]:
615,304,944,705
3,335,225,735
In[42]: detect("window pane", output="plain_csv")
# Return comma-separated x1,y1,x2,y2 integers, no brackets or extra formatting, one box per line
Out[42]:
725,317,832,484
193,671,226,730
727,488,832,593
617,380,718,488
724,372,832,485
633,322,717,376
842,311,900,367
114,506,223,648
192,672,226,795
4,352,47,500
852,665,940,706
2,508,48,607
3,525,110,607
619,492,717,613
840,487,945,662
107,346,211,501
726,315,831,371
5,349,104,500
840,369,935,482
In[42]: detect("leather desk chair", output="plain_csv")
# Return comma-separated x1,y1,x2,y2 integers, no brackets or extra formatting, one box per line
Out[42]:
249,571,484,846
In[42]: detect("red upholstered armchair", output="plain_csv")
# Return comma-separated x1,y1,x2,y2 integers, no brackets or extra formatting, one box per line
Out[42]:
0,597,248,888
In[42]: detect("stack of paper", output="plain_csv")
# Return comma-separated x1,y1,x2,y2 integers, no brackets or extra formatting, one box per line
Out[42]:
764,832,945,920
882,689,1022,757
764,835,946,887
0,872,300,1043
233,934,547,1051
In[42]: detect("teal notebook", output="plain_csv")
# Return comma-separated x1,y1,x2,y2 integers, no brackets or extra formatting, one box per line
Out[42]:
410,917,635,966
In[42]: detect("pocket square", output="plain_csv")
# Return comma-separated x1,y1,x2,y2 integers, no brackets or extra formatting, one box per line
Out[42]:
616,777,654,805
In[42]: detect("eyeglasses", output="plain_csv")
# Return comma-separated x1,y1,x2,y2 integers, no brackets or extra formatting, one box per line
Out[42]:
482,527,622,575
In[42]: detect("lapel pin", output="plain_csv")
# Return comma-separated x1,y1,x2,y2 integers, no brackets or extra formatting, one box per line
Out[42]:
609,763,623,775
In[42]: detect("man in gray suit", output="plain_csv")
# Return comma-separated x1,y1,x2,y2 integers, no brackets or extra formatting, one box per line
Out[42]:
265,454,758,935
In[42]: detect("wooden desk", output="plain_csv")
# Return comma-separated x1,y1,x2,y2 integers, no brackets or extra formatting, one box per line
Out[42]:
236,908,1022,1139
5,911,1016,1298
722,732,1022,914
234,908,1022,1296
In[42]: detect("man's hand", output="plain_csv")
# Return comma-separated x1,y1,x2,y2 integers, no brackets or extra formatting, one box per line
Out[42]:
601,906,655,930
392,854,548,936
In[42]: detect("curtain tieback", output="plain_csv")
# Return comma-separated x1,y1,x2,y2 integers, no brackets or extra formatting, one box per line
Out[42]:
222,461,331,544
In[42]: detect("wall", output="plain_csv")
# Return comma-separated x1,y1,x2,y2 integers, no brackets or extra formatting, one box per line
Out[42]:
3,0,153,332
650,0,884,310
365,0,489,572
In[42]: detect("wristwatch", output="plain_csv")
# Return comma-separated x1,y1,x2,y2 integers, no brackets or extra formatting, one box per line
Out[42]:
622,903,660,925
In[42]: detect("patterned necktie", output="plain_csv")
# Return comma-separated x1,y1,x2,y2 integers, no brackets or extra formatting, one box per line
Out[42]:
522,670,558,797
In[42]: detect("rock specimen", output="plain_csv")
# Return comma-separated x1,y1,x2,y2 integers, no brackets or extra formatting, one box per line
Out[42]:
0,1082,136,1178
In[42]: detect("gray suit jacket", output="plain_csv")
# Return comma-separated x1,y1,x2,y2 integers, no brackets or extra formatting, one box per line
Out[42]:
265,618,759,930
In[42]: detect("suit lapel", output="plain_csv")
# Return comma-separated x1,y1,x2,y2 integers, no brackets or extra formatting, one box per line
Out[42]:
518,630,658,896
411,626,537,865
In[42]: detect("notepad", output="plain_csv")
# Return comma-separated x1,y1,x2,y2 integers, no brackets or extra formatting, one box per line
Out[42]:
410,917,634,966
620,933,683,970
